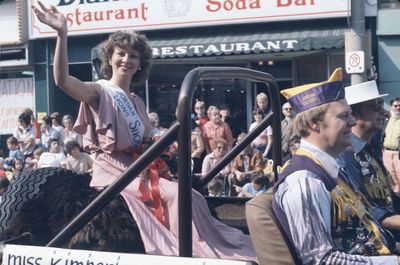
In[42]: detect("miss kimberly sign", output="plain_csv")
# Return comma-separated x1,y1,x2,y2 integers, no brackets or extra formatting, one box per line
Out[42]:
28,0,348,39
2,245,253,265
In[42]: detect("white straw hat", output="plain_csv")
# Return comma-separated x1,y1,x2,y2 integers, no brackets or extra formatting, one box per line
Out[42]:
345,80,388,105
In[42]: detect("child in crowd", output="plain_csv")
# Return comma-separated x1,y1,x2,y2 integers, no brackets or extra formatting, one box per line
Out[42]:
65,140,93,174
11,158,25,181
235,176,268,198
5,136,24,169
207,179,225,197
25,147,44,170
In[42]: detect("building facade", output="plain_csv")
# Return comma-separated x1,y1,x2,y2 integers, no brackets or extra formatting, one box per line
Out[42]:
0,0,383,137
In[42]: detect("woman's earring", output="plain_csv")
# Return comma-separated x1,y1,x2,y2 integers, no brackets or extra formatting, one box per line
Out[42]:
138,66,142,71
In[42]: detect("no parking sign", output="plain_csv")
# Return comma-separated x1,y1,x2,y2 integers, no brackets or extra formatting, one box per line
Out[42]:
345,51,365,74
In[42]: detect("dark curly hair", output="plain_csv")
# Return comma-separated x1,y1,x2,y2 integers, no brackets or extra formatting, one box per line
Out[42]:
100,31,152,85
65,140,80,155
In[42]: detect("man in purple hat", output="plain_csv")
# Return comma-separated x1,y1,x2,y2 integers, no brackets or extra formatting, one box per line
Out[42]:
274,70,400,265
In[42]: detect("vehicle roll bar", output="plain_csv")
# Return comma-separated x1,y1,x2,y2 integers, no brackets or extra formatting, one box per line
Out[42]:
176,67,282,257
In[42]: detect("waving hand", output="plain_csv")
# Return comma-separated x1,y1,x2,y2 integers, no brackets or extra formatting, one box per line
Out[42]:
32,1,67,34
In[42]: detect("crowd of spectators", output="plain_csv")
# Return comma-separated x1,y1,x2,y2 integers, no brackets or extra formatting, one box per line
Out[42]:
191,93,299,198
0,92,300,198
0,108,93,186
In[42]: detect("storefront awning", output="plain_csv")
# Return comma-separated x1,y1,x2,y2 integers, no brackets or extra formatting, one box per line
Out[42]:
148,22,347,59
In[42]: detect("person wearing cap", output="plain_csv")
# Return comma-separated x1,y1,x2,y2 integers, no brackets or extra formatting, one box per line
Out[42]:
274,69,400,264
339,81,400,237
383,97,400,192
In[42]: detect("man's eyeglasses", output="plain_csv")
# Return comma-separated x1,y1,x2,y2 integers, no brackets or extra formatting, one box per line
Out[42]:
392,104,400,108
370,99,384,112
284,108,293,111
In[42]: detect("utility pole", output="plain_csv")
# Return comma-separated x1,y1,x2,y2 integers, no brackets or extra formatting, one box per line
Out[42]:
345,0,367,84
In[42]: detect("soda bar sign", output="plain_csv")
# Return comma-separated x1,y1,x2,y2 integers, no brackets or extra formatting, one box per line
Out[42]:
29,0,348,39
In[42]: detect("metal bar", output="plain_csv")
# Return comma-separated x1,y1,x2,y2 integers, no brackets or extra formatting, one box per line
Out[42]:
176,70,200,257
176,66,282,257
199,112,274,187
46,123,179,247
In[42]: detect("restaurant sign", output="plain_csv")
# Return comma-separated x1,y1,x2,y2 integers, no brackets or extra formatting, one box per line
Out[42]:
29,0,348,39
152,40,299,58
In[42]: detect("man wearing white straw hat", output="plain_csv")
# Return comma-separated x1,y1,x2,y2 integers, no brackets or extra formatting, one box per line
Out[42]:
339,80,400,237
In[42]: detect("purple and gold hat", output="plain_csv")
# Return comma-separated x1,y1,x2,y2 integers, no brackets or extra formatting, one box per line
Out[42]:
281,68,345,113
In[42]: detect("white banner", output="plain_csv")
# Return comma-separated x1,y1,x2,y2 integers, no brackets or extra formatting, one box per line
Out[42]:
0,78,35,135
3,245,253,265
29,0,349,39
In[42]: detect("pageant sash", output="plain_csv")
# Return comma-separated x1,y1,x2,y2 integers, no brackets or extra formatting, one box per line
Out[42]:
99,80,144,149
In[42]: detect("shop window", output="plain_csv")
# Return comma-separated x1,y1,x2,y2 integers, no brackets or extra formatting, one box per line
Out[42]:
251,60,292,79
296,53,327,85
148,63,248,133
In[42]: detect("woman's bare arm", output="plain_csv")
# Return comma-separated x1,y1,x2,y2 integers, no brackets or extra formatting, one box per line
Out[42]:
32,1,100,106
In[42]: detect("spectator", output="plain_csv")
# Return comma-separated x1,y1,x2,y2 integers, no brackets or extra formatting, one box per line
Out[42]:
281,102,296,156
11,158,25,181
207,179,225,197
191,119,205,174
41,115,59,151
65,140,93,174
219,104,240,138
38,138,66,168
23,108,40,143
148,112,167,140
25,147,44,170
50,112,64,133
201,137,231,181
227,133,265,196
193,101,209,131
60,114,83,149
235,175,268,198
13,112,37,159
249,108,273,159
383,97,400,192
4,136,24,169
255,92,271,117
202,108,234,154
206,105,218,120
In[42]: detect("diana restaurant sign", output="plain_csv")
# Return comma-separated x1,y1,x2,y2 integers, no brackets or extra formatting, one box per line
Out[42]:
29,0,348,39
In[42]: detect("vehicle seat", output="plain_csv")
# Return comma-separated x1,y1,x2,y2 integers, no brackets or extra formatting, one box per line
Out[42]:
245,190,302,265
